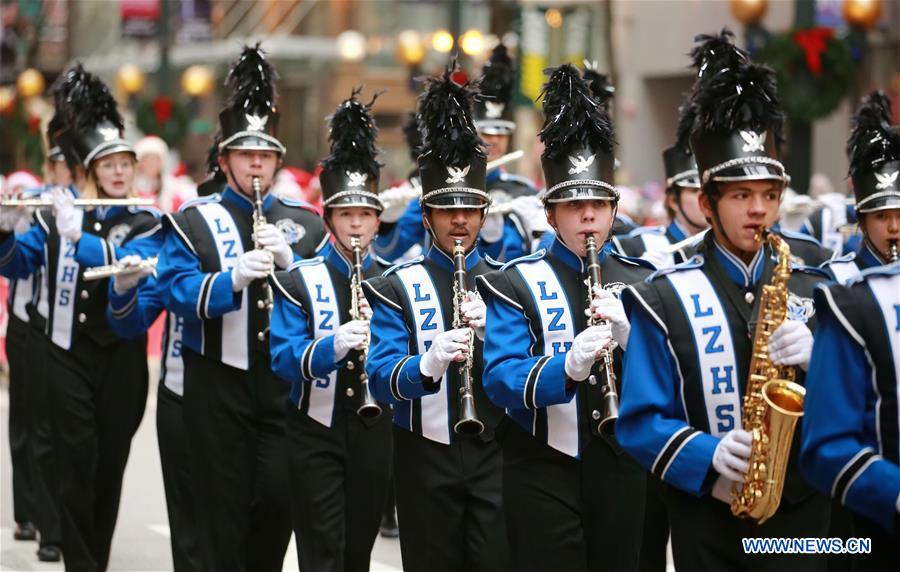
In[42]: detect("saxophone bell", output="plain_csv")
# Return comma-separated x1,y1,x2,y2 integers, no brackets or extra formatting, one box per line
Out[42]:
349,235,383,419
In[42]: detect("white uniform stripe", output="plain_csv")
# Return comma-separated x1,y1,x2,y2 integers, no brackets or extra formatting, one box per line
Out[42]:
51,238,79,350
296,263,339,428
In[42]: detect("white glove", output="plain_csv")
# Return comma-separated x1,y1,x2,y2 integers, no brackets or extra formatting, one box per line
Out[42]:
590,286,631,350
509,195,550,240
356,288,373,320
768,320,814,371
896,491,900,515
419,328,470,380
0,206,25,233
112,255,154,295
230,249,273,292
379,183,416,223
564,324,613,382
480,213,504,243
253,223,293,269
461,291,486,341
711,475,740,504
712,429,752,482
640,249,674,270
333,319,369,361
53,187,83,242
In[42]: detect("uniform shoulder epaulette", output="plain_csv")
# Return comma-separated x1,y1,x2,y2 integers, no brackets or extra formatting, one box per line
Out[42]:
483,254,504,268
779,228,824,247
789,262,831,278
287,256,324,271
819,251,856,268
277,195,320,214
498,172,537,190
383,255,425,277
500,249,546,271
128,205,163,217
178,194,220,212
374,255,394,268
849,261,900,284
608,250,656,270
625,225,665,238
645,254,704,282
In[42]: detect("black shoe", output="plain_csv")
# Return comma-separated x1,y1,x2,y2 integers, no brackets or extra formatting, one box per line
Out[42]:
37,545,62,562
379,514,399,538
13,522,37,541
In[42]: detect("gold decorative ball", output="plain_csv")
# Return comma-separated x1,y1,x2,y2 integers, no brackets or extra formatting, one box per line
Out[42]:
16,68,45,98
729,0,768,25
843,0,883,29
117,64,146,95
181,65,215,98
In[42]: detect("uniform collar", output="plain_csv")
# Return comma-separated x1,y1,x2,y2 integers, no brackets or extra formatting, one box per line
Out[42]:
486,168,504,185
711,237,765,288
548,234,606,273
857,242,885,269
222,185,275,215
426,243,481,273
92,205,123,221
667,220,688,242
324,240,373,278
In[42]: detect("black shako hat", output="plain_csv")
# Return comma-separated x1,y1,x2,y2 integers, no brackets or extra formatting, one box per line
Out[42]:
847,91,900,214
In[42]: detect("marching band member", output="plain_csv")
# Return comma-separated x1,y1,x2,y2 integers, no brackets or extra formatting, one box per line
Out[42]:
0,65,163,571
364,64,509,572
616,32,831,571
157,45,326,571
800,267,899,571
478,64,652,572
269,89,393,572
821,92,900,283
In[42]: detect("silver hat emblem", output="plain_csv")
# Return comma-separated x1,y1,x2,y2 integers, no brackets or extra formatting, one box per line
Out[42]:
874,170,898,190
740,130,766,153
568,154,595,175
347,172,368,187
485,101,505,119
99,127,120,141
246,114,269,131
445,164,470,184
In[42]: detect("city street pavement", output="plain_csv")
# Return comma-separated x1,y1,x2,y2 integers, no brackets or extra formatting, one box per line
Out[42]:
0,369,403,571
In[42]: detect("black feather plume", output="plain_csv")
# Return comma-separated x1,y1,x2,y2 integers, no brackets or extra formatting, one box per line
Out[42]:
206,131,225,181
46,64,85,137
417,62,485,168
582,61,615,107
674,99,697,152
847,91,899,177
539,64,615,160
224,43,279,115
402,112,423,162
479,43,514,105
688,28,747,81
60,68,124,135
321,87,383,177
692,57,784,145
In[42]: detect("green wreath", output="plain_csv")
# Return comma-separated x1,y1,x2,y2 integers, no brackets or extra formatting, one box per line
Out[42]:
756,28,853,123
135,95,189,146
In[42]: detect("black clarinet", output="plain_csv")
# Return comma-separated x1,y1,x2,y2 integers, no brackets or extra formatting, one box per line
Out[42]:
452,239,484,436
584,234,619,436
251,176,274,341
349,236,382,418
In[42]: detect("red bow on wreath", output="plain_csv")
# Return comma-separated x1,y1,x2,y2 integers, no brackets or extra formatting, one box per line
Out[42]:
153,96,174,124
793,27,833,77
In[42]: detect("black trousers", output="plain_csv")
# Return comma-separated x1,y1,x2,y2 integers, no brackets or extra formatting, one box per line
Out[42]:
25,323,62,547
664,486,830,572
639,476,670,572
49,335,148,572
502,422,646,572
393,426,508,572
156,383,201,572
849,514,900,572
285,406,393,572
181,349,292,572
7,315,36,526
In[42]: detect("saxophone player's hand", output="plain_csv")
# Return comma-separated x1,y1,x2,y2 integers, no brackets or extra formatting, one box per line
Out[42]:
589,285,630,350
254,223,293,269
712,429,752,482
461,291,486,341
565,324,614,382
768,320,813,372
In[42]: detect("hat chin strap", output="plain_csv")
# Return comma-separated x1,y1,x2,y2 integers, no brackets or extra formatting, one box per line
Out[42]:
674,190,707,231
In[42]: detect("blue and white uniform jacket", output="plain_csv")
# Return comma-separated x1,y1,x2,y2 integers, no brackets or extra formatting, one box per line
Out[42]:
107,271,186,397
157,187,328,371
819,243,890,285
612,221,693,268
476,236,653,458
269,243,388,428
374,170,536,264
363,245,505,445
0,188,162,350
617,232,829,502
801,264,900,531
6,184,51,327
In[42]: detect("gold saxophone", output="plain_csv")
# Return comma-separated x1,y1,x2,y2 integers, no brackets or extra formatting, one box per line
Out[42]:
731,229,806,524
